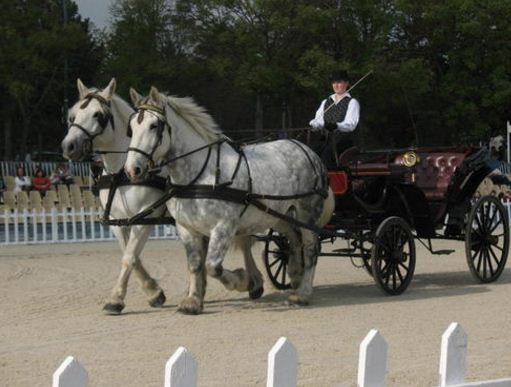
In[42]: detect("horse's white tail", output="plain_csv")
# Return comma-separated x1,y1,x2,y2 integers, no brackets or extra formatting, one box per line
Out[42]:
317,187,335,227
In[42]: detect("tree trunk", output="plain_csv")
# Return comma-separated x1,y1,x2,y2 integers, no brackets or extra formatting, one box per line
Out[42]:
4,117,12,160
20,116,30,159
255,92,263,138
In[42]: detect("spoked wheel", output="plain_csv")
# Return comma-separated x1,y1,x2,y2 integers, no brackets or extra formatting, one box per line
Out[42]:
372,217,416,295
465,195,509,283
359,239,373,277
263,229,292,290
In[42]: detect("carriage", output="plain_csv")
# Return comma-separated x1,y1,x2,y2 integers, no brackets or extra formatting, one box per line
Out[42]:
262,145,510,295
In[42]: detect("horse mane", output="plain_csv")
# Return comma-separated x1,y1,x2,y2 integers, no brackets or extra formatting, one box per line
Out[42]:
111,93,134,117
163,95,223,142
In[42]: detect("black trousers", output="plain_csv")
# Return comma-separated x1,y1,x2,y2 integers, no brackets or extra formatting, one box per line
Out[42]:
318,132,354,170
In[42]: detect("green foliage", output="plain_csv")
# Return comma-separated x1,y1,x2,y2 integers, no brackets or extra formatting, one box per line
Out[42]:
1,0,511,157
0,0,103,157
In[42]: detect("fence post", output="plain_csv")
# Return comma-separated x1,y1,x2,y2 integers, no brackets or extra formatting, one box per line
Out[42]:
52,356,88,387
267,337,297,387
439,322,467,387
51,207,58,242
358,329,387,387
164,347,197,387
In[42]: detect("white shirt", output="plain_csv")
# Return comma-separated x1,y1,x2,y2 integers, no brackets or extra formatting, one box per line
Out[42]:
309,93,360,133
14,176,31,193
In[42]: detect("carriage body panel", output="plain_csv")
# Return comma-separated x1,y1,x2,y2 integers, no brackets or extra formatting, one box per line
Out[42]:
327,145,494,237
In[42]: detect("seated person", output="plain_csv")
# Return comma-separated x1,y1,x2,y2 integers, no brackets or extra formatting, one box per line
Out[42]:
51,163,74,186
309,70,360,169
32,168,52,194
0,176,6,203
13,167,31,193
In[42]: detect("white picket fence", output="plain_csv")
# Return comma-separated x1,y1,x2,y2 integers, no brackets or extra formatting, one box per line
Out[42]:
52,323,511,387
0,208,177,245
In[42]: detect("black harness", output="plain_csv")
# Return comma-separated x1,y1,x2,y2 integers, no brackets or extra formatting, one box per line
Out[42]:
121,103,330,235
68,93,115,154
69,94,173,226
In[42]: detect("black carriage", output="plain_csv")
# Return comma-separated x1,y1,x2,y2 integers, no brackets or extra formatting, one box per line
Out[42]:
263,146,510,295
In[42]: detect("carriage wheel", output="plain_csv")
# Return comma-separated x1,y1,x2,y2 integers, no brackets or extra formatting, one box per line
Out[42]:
465,195,509,283
372,217,416,295
263,229,292,290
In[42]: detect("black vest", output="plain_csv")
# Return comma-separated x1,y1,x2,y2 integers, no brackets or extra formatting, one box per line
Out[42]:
323,96,351,123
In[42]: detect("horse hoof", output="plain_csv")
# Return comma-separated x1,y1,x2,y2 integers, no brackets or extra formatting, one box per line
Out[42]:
178,297,203,315
249,286,264,300
149,290,166,308
287,293,311,306
290,279,301,290
103,303,125,315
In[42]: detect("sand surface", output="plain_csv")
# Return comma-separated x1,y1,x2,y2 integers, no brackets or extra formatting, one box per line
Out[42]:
1,238,511,386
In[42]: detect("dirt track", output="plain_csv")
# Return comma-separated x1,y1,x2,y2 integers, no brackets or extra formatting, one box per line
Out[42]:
1,239,511,386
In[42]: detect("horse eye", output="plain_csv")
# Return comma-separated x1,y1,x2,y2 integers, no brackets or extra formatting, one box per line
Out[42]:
93,112,100,118
150,123,158,130
69,116,75,123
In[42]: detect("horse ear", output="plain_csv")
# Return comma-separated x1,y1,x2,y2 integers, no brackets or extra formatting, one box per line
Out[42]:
149,86,162,104
100,78,116,101
130,88,143,107
77,78,88,99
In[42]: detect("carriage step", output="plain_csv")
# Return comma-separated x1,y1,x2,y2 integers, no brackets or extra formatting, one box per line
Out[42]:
431,249,455,255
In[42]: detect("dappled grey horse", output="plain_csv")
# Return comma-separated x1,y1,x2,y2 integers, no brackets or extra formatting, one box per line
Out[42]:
124,87,334,314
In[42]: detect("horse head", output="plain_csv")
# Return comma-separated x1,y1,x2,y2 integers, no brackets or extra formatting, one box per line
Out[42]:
61,78,117,161
125,86,172,181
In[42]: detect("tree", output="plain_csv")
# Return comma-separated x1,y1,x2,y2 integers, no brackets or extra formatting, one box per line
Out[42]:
103,0,177,95
0,0,103,158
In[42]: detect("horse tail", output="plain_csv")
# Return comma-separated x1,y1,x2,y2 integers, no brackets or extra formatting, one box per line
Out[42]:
318,187,334,227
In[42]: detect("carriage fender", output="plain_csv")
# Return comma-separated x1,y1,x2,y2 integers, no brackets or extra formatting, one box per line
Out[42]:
318,187,335,227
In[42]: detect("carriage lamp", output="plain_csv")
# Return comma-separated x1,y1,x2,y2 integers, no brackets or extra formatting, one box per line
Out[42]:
403,151,419,167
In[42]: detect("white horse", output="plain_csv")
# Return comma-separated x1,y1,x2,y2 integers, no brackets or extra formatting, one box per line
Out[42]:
124,87,334,314
61,79,168,314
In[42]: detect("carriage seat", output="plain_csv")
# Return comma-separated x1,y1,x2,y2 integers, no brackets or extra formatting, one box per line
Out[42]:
413,153,466,200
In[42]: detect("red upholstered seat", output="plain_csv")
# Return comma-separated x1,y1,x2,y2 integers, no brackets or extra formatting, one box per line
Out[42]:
414,153,466,200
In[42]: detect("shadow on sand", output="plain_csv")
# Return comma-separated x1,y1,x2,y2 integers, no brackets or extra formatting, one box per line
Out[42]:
203,268,511,312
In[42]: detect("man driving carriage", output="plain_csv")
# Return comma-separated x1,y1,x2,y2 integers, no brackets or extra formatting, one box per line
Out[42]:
309,70,360,169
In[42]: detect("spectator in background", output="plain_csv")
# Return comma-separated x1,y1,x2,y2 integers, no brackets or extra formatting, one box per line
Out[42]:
32,168,52,195
50,163,74,186
13,167,31,193
0,176,6,203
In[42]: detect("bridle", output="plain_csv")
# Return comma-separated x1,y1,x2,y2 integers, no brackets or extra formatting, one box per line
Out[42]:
68,93,114,154
127,104,172,168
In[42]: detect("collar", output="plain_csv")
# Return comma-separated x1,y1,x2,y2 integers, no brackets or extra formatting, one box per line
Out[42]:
329,92,352,102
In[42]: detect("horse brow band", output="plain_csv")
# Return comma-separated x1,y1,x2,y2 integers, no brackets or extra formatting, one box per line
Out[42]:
139,104,164,115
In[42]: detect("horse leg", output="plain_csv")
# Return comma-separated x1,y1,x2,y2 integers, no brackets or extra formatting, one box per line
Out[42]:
104,225,165,314
274,218,305,290
237,236,264,299
103,226,130,314
128,225,166,308
203,224,249,294
288,228,319,306
177,225,207,315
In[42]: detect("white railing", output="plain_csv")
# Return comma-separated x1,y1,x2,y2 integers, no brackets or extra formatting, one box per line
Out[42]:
0,208,176,245
0,160,91,178
52,322,511,387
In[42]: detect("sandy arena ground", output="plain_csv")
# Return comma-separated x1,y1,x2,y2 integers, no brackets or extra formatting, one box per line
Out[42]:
1,238,511,386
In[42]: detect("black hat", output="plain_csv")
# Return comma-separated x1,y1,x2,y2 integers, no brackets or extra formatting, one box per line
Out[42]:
330,70,350,82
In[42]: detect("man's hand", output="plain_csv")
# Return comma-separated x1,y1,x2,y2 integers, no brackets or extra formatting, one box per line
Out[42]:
324,121,337,131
